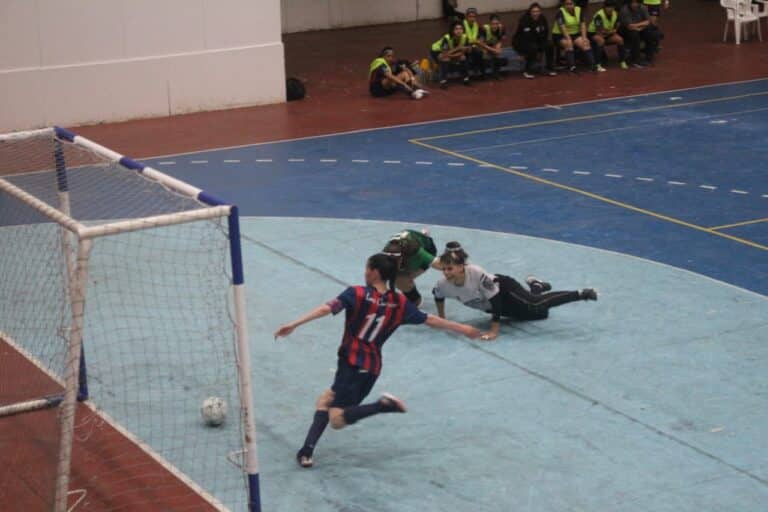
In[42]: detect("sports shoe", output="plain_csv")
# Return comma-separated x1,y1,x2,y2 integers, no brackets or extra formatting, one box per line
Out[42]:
595,64,607,73
416,88,430,96
632,60,648,69
620,61,629,70
379,393,407,413
296,448,314,468
410,90,423,100
546,69,558,76
568,65,578,74
463,76,471,86
523,71,535,79
580,288,598,301
439,79,448,89
526,276,552,294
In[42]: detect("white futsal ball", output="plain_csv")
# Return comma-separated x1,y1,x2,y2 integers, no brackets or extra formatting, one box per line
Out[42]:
201,396,227,427
411,89,424,100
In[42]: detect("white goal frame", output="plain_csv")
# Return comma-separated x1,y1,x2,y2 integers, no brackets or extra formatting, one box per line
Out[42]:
0,126,261,512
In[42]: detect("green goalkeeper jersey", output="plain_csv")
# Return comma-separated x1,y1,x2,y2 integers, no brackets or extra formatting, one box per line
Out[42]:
393,230,437,272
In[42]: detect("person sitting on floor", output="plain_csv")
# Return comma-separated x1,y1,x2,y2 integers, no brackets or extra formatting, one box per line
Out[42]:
369,47,428,100
513,2,558,79
431,21,471,88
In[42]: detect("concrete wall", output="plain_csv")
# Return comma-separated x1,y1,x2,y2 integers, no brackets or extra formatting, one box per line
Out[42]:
0,0,285,132
281,0,560,33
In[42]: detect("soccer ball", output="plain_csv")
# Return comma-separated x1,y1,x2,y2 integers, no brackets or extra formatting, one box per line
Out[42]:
200,396,227,427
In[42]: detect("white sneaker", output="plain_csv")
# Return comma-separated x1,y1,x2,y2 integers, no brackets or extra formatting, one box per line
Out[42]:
595,64,607,73
380,393,407,413
411,90,424,100
523,72,535,79
415,88,430,96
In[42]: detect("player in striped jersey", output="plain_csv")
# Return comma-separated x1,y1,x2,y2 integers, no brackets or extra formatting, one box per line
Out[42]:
274,253,480,468
432,242,597,341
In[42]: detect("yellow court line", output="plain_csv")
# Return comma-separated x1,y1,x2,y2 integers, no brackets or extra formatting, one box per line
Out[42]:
413,90,768,142
408,138,768,252
710,218,768,231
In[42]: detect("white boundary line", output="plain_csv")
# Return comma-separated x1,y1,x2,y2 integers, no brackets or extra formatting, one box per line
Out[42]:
0,332,230,512
137,78,768,160
244,216,768,301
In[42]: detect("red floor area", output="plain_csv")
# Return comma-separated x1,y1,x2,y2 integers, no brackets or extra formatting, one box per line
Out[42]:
0,338,219,511
72,0,768,158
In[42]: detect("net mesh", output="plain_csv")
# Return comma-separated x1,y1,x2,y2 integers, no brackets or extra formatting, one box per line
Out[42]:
0,129,249,511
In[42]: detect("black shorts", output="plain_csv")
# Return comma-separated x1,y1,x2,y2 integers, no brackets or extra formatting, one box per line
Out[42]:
369,80,395,98
553,33,579,47
330,358,378,408
644,3,661,16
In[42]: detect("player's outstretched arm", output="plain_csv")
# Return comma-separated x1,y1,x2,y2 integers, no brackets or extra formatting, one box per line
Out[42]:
425,314,481,339
274,304,332,339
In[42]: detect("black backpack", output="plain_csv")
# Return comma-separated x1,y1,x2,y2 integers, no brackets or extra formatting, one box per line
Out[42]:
286,78,306,101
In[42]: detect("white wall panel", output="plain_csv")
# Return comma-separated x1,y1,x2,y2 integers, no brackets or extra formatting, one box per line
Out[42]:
122,0,206,57
205,0,282,47
37,0,125,66
0,1,41,69
0,0,285,132
280,0,560,33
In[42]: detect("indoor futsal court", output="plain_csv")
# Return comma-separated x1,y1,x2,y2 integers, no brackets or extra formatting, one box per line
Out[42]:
1,0,767,511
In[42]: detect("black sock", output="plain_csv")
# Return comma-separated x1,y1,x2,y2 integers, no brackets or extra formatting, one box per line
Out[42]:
301,410,329,453
566,50,575,67
342,401,383,425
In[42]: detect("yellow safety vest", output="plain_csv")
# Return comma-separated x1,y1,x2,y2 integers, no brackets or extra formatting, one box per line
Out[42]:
552,6,582,35
431,33,467,52
369,57,391,79
483,24,503,45
588,8,618,33
463,20,480,43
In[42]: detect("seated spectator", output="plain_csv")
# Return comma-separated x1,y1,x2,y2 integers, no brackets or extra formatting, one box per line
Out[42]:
643,0,669,27
513,3,557,79
619,0,660,67
431,21,471,88
463,8,486,79
588,0,627,70
552,0,597,73
477,14,508,79
369,47,428,99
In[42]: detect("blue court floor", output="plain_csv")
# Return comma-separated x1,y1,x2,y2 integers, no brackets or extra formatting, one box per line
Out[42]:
146,78,768,296
3,80,764,510
133,79,768,511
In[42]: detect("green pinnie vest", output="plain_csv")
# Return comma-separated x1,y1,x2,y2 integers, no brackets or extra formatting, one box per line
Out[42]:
588,8,618,33
369,57,391,79
552,6,582,35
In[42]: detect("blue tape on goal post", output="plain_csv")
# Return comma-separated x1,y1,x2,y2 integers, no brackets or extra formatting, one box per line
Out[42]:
118,156,146,172
53,126,76,142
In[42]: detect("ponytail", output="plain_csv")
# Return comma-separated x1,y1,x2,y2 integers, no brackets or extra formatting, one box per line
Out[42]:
368,253,399,290
439,241,469,265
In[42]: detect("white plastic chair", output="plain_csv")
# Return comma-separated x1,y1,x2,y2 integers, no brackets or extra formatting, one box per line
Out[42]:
751,0,768,27
722,0,762,44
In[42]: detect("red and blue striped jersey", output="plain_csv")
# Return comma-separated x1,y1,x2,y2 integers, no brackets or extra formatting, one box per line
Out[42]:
327,286,427,375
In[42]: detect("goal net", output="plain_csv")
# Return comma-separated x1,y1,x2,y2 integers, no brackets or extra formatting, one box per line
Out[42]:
0,128,260,511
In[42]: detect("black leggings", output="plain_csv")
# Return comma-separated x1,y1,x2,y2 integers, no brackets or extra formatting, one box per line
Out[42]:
495,274,581,320
514,41,555,73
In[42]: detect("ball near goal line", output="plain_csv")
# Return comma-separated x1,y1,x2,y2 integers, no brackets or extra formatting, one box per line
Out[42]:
201,396,228,427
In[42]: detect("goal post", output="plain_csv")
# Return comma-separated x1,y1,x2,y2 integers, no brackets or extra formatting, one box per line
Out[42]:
0,127,261,511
